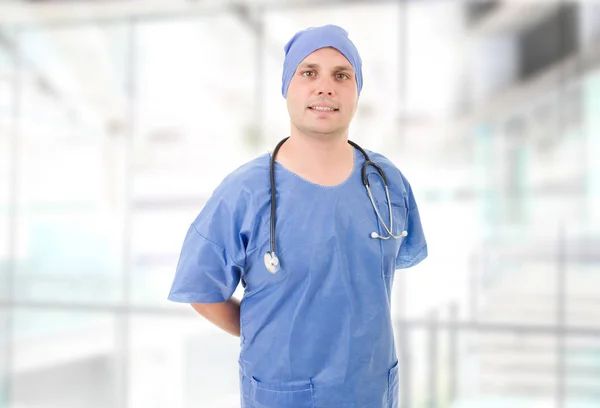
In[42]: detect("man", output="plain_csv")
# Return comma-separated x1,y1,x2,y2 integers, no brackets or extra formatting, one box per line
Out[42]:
168,24,427,408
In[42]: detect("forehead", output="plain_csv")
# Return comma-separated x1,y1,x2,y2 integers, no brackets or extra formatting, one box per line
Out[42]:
298,47,354,71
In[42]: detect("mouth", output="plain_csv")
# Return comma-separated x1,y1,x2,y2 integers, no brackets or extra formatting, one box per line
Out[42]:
308,106,339,113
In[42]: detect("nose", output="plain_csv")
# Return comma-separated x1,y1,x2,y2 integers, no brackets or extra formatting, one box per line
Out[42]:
315,76,335,97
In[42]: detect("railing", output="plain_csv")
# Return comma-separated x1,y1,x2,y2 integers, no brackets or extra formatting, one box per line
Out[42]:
394,309,600,408
407,226,600,408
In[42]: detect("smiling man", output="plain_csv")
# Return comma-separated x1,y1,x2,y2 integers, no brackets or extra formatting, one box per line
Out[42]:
168,24,428,407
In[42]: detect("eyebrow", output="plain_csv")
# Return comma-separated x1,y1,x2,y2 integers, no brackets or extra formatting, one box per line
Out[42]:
299,63,354,72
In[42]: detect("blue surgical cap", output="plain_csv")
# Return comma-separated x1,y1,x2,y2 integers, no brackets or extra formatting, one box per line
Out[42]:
281,24,363,98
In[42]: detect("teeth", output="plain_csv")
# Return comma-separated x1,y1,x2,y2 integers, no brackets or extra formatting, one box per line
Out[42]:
312,106,335,111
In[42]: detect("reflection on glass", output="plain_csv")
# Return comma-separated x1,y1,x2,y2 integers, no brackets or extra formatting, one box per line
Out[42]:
14,210,123,303
12,24,129,304
131,209,198,306
0,37,13,408
11,310,117,408
0,38,13,303
128,314,240,408
0,310,8,408
131,17,257,306
400,326,600,408
133,16,258,194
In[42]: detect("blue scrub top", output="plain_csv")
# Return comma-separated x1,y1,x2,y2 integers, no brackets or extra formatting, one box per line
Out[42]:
168,146,428,408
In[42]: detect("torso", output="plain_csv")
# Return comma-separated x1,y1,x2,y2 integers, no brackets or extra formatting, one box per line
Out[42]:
231,146,410,407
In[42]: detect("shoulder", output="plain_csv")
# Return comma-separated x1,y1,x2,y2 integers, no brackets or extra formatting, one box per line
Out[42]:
363,149,412,198
211,153,271,201
191,153,270,227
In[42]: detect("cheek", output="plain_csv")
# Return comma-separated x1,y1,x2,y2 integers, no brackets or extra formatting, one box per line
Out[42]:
287,96,302,115
293,97,310,116
291,99,305,116
343,97,358,116
340,88,358,107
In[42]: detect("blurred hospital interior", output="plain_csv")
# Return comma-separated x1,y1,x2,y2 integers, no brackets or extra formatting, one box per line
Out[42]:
1,0,600,407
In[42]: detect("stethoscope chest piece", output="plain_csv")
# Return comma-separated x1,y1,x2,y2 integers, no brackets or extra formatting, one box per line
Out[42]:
370,230,408,239
264,251,280,274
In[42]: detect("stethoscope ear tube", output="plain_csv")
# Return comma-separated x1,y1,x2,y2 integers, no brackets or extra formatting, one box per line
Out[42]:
266,137,290,273
347,140,388,187
361,160,388,188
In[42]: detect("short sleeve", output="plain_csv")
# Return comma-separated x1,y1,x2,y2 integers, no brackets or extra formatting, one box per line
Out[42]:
395,179,428,269
167,186,247,304
167,223,243,303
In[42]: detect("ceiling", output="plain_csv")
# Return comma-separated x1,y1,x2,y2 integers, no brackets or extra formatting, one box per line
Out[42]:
0,0,385,26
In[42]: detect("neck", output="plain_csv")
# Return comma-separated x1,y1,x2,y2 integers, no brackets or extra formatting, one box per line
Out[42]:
288,134,349,163
275,131,355,186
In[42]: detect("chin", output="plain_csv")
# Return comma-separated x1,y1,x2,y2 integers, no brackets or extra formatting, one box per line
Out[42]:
309,129,346,139
307,121,341,132
306,125,336,134
294,119,347,137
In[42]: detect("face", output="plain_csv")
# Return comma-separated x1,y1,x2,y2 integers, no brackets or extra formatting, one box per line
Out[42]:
286,47,359,139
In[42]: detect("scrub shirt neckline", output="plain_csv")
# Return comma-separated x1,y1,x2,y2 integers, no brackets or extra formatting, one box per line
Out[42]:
272,145,361,189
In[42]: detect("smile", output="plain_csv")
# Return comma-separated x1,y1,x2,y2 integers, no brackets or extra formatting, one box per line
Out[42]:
309,106,338,112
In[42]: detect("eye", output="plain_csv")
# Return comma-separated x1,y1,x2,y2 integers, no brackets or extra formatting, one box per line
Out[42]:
336,73,350,80
302,71,315,77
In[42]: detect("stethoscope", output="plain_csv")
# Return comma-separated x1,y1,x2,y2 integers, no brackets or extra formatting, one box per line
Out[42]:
264,136,408,274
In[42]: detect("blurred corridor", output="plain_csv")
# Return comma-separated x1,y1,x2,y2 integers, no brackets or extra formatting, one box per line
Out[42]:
1,0,600,407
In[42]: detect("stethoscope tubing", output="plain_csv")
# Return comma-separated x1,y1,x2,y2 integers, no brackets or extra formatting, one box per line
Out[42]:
265,136,404,273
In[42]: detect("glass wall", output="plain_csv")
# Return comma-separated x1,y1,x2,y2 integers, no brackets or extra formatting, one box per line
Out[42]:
3,23,127,408
0,35,11,301
11,310,118,408
130,16,257,307
13,23,129,305
398,2,600,407
0,27,14,408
